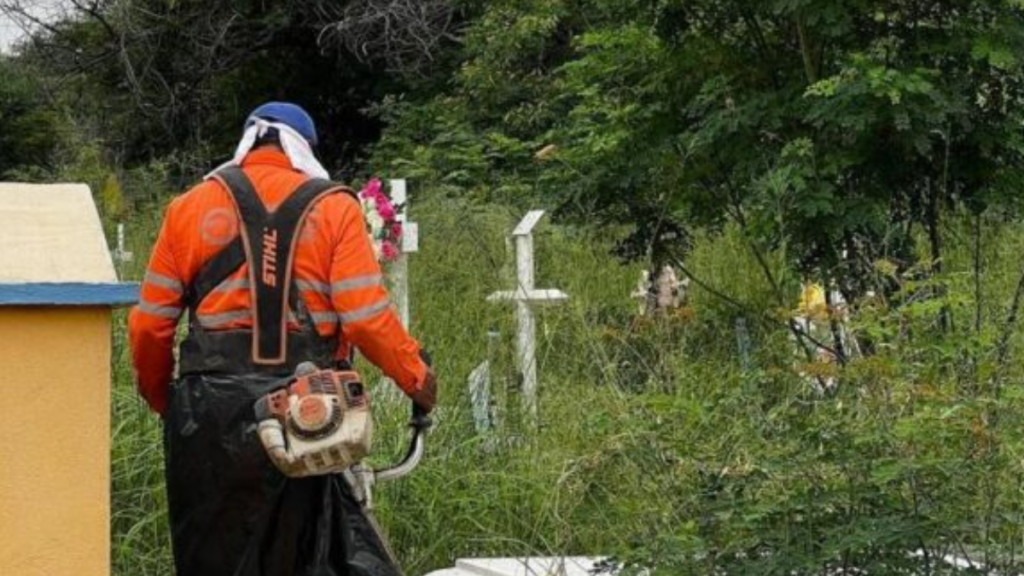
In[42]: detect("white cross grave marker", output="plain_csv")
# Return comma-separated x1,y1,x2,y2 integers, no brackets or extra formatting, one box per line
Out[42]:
377,179,420,404
389,179,418,328
112,222,133,278
487,210,568,419
113,222,132,263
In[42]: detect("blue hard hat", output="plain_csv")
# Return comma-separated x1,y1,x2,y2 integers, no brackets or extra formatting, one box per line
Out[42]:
246,102,318,147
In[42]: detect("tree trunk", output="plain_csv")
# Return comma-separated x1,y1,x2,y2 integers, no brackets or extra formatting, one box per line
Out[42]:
925,179,951,332
796,16,819,85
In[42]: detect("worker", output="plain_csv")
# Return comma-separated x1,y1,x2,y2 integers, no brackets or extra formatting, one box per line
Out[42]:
128,101,437,576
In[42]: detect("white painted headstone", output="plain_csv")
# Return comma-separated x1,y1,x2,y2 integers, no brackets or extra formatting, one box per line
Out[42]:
467,360,491,432
631,270,653,314
487,211,568,419
631,266,688,316
654,265,687,309
735,317,752,372
792,283,860,393
467,330,500,434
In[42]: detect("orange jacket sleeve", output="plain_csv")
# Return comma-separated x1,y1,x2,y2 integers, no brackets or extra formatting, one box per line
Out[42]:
128,202,185,415
328,195,428,396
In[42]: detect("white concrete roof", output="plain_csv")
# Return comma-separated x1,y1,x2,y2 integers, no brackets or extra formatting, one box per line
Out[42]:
0,184,116,283
425,557,616,576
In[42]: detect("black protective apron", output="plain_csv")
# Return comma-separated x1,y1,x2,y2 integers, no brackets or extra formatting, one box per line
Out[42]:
164,167,402,576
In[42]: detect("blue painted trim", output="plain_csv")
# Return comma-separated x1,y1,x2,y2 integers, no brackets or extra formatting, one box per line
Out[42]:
0,282,140,307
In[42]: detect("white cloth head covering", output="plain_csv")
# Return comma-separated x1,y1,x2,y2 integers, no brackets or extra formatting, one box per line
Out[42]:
206,118,330,180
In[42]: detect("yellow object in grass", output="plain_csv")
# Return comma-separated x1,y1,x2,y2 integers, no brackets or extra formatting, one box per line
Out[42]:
798,282,829,322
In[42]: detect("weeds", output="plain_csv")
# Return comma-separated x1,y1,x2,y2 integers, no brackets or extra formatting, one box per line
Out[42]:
111,195,1024,575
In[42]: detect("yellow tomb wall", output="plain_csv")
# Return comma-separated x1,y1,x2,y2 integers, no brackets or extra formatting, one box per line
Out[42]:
0,307,111,576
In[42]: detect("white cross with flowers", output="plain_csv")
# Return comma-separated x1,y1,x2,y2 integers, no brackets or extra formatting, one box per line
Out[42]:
388,179,418,327
362,178,420,403
487,210,568,419
359,178,418,327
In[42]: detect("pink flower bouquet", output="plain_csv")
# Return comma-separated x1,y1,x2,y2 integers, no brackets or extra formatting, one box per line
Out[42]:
358,177,404,263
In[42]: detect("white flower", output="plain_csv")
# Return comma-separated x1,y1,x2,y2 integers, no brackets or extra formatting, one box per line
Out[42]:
366,211,385,237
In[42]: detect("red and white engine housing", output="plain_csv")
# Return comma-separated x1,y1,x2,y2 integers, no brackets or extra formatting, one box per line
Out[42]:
255,364,373,477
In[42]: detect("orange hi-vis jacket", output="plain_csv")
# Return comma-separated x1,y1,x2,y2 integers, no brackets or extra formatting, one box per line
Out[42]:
128,148,428,415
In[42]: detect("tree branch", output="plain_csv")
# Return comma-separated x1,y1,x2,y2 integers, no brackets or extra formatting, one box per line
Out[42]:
796,14,819,85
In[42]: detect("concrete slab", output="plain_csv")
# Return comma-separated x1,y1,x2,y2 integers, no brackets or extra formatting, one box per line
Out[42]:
424,557,615,576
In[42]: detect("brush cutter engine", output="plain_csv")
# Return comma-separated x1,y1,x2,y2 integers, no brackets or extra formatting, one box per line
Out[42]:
254,362,373,477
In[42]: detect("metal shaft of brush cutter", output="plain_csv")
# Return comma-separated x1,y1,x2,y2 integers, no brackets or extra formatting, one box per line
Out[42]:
346,403,432,511
374,403,432,482
339,403,433,575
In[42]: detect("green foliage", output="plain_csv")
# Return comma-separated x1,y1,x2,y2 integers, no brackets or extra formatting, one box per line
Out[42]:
15,0,441,177
0,57,61,178
373,0,1024,287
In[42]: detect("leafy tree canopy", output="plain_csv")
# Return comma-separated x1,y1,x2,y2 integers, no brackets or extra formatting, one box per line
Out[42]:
6,0,459,175
0,55,60,178
374,0,1024,296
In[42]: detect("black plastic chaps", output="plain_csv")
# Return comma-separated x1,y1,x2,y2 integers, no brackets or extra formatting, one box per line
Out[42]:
163,374,402,576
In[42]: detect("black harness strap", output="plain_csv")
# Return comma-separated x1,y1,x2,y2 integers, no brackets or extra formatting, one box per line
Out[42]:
187,166,356,366
184,168,267,307
247,176,347,364
184,239,245,307
220,166,270,221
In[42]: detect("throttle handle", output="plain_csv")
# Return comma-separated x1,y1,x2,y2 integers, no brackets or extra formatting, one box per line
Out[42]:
410,403,433,430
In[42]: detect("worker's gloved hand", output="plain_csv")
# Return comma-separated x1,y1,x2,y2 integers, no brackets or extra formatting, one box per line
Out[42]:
411,368,438,413
410,349,437,413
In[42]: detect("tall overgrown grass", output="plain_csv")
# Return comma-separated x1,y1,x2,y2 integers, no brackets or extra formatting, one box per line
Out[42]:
109,187,1024,575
